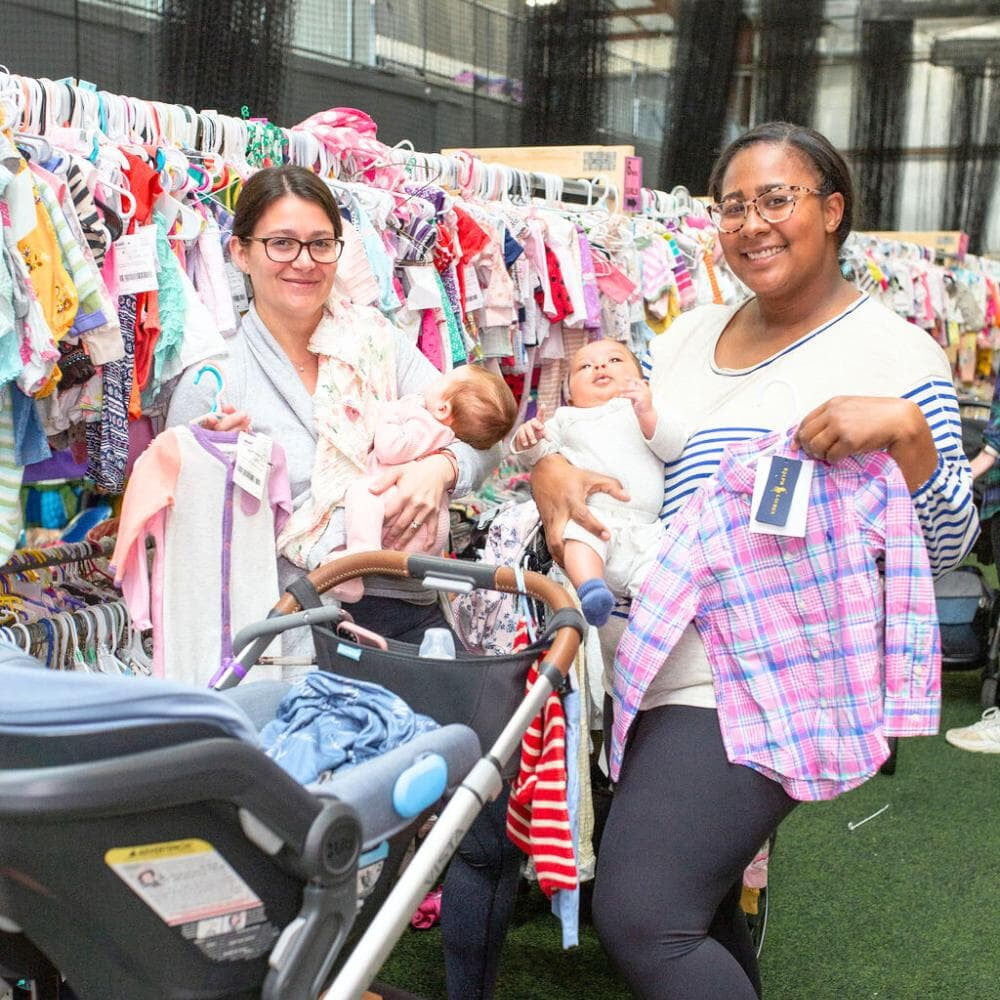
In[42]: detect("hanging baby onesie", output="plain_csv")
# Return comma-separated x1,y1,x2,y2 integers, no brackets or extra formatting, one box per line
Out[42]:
112,425,292,685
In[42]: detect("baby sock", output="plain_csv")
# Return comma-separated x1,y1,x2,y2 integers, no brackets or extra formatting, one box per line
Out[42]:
577,578,615,627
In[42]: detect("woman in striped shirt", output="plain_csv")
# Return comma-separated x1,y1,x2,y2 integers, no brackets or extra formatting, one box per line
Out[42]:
532,122,976,999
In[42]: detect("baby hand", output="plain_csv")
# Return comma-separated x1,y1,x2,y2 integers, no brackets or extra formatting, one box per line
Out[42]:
619,378,654,417
513,408,548,451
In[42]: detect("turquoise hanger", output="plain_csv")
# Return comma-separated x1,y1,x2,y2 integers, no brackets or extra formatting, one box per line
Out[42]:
193,364,225,413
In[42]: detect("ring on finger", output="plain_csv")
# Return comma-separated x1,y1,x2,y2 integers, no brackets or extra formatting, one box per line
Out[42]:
410,519,422,530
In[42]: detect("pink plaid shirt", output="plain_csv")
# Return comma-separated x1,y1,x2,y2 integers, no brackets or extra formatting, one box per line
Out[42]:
612,430,941,801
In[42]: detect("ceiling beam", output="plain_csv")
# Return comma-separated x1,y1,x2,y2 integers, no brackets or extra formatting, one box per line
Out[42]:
608,29,674,41
600,1,679,18
931,36,1000,66
861,1,1000,20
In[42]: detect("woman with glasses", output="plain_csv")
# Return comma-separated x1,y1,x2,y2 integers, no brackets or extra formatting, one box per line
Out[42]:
531,122,976,999
166,165,518,1000
168,164,495,568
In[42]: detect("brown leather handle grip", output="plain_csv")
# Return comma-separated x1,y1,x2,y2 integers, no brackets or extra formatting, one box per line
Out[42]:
274,551,581,676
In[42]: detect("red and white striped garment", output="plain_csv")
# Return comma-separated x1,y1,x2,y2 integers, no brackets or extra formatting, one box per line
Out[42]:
506,626,577,897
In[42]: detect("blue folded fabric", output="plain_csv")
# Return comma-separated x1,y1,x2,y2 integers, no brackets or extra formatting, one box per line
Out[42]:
259,671,439,784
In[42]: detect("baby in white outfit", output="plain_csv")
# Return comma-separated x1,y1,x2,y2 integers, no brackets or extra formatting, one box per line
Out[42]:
511,339,687,625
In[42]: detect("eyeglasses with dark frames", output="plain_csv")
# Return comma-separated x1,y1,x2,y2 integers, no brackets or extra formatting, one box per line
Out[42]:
245,236,344,263
708,185,825,234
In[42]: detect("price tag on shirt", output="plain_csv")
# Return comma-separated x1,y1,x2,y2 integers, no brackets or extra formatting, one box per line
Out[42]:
115,224,159,294
463,265,485,311
750,454,814,537
225,261,251,313
234,432,272,501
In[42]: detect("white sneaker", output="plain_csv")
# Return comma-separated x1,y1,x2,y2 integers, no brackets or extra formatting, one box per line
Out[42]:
945,707,1000,753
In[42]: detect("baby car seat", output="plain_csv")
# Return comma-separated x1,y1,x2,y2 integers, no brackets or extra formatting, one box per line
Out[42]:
0,644,478,1000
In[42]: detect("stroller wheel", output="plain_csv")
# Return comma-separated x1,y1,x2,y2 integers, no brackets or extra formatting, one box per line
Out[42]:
981,676,999,710
743,831,776,958
746,884,769,958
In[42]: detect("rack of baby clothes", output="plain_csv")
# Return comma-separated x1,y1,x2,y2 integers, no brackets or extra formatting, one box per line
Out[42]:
0,70,752,581
0,537,151,676
841,231,1000,384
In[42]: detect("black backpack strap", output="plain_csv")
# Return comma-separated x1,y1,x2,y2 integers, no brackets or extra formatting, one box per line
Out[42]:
285,574,324,611
284,574,333,670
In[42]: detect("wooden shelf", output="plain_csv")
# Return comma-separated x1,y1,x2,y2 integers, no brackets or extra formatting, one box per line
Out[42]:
440,144,636,210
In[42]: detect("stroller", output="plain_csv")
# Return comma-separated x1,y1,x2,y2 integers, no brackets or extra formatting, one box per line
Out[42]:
936,396,1000,708
0,551,584,1000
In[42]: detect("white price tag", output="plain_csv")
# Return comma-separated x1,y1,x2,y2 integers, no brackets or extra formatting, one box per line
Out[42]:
749,455,814,538
116,224,159,294
233,432,272,501
463,265,485,311
225,261,251,313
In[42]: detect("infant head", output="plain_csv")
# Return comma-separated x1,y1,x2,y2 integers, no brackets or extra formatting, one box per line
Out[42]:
567,339,642,408
426,365,518,449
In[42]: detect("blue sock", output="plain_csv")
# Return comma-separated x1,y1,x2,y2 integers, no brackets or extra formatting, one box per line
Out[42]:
577,578,615,627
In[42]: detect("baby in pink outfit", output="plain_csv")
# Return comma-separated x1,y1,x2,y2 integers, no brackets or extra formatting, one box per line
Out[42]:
336,364,517,600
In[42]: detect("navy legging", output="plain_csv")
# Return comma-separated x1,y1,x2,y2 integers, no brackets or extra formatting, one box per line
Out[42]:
592,705,797,1000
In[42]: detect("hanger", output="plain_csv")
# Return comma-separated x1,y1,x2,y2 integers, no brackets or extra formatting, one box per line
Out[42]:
12,621,33,654
160,192,205,242
96,173,136,223
14,131,54,163
0,67,23,130
192,364,226,421
123,618,153,676
530,170,563,205
63,611,88,672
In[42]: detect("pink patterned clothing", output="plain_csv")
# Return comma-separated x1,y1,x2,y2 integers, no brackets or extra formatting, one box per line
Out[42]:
612,429,941,801
276,298,397,568
342,395,455,559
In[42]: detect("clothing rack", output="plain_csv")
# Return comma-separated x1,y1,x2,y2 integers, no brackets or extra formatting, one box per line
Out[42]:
0,597,142,675
440,143,633,210
0,537,147,674
0,537,113,575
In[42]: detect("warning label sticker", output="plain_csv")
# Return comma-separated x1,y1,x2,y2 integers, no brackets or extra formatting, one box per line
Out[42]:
105,838,277,961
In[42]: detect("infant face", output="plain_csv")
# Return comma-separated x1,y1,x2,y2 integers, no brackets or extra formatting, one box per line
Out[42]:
567,340,642,408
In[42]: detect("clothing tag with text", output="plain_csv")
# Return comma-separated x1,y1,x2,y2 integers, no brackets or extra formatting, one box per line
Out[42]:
225,262,251,313
116,225,159,294
234,432,272,501
463,265,485,311
750,455,813,537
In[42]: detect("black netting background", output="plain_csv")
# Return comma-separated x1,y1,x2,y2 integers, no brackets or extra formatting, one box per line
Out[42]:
521,0,612,146
757,0,824,125
850,18,913,231
943,65,1000,255
658,0,743,194
159,0,296,120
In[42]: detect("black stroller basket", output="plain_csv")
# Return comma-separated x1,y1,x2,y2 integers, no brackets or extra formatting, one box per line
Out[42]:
0,552,584,1000
266,551,570,779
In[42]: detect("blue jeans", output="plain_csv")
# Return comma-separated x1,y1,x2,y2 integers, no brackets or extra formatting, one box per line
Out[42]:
441,784,522,999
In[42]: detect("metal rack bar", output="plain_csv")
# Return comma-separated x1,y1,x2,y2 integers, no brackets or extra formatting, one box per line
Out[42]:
0,538,114,576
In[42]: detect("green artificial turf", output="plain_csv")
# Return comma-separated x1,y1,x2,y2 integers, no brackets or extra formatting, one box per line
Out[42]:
377,668,998,999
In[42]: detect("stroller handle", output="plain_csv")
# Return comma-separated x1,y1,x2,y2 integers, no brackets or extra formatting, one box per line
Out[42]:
273,550,582,680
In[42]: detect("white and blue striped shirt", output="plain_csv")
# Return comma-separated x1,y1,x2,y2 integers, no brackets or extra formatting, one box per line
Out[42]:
644,294,977,578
